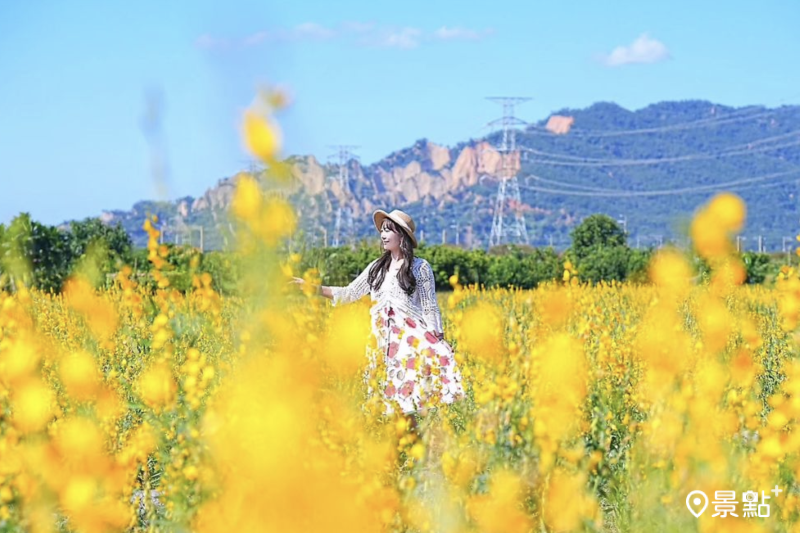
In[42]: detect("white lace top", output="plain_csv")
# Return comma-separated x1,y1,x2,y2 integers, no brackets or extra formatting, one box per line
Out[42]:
330,256,444,334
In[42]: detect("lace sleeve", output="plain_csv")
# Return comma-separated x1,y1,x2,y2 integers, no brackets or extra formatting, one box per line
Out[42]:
330,261,373,306
418,260,444,334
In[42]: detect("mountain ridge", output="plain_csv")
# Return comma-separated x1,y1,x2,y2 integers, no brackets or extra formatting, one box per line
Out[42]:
94,99,800,252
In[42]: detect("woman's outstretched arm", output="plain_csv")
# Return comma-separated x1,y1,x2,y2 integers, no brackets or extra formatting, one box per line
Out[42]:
328,261,374,305
290,260,375,305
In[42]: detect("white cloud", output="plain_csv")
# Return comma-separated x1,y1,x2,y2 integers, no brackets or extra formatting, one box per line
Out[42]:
433,26,493,41
196,23,336,50
196,22,492,51
293,22,336,40
195,33,229,50
340,21,375,34
243,31,268,46
602,33,670,67
374,27,423,49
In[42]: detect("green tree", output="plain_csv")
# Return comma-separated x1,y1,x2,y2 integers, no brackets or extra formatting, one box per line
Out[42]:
69,218,133,262
570,214,627,262
68,218,134,286
417,244,488,289
568,215,637,284
0,213,73,292
626,248,654,283
741,251,773,285
200,251,240,295
485,246,560,288
576,245,631,283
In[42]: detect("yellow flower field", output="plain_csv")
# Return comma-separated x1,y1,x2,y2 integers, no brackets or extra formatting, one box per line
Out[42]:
3,92,800,533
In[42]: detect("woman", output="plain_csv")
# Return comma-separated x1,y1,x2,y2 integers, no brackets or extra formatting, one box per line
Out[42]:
292,209,465,416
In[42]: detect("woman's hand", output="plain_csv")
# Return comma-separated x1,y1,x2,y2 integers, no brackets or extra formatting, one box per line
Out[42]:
289,277,325,297
288,277,308,292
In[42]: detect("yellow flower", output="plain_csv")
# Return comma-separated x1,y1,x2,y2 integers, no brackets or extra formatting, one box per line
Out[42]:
409,443,425,460
242,109,282,162
648,248,692,291
61,476,96,513
254,197,297,246
12,379,53,433
467,470,532,533
324,305,371,375
458,302,504,364
707,192,746,233
59,350,100,402
56,417,103,464
691,209,730,259
540,289,573,327
697,295,734,353
183,465,199,480
1,337,40,384
139,362,176,409
231,173,262,221
544,469,599,532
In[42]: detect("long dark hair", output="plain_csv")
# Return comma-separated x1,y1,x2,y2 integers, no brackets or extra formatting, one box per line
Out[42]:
368,218,417,296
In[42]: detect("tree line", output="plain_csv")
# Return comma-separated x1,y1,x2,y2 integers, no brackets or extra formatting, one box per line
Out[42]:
0,212,784,295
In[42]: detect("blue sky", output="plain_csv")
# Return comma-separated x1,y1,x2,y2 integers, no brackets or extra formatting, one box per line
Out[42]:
1,0,799,225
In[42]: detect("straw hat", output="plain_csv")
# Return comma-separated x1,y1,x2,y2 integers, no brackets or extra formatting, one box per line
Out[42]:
373,209,418,248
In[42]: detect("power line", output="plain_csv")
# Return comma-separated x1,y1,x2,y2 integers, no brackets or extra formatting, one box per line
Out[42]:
522,130,800,163
523,174,628,192
523,169,800,196
516,169,800,197
521,135,800,167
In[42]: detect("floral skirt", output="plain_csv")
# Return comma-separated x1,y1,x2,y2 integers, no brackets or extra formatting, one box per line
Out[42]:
364,304,465,415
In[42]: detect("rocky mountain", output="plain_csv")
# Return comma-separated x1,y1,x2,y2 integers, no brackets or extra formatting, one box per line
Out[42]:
99,99,800,252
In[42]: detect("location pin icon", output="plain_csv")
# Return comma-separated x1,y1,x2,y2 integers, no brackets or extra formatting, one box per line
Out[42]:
686,490,709,518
